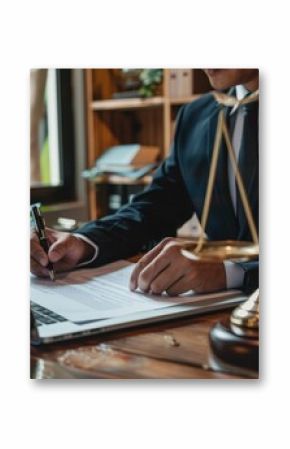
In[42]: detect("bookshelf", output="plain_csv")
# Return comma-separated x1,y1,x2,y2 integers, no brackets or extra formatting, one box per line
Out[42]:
85,69,211,219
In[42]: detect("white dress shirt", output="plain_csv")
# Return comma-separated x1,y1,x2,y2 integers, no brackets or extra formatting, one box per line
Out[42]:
74,85,251,289
73,233,99,267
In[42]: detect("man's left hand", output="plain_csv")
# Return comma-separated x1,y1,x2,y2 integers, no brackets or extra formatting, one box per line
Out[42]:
130,237,226,295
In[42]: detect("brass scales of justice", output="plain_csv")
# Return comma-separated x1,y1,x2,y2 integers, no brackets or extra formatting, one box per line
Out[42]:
180,89,259,335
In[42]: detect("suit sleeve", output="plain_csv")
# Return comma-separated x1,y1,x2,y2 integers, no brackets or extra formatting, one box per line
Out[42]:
76,107,193,267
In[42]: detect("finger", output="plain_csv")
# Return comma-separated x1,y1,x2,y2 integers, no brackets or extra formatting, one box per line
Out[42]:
31,252,72,275
130,237,174,290
45,228,58,245
137,254,170,292
30,237,48,267
49,259,75,273
149,264,184,295
166,274,193,296
48,237,69,263
31,226,56,245
30,257,49,278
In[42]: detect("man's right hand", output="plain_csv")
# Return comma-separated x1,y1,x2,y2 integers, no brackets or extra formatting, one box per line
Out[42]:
30,228,95,278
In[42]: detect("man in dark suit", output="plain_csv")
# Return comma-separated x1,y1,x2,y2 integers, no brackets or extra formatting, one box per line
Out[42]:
31,69,259,294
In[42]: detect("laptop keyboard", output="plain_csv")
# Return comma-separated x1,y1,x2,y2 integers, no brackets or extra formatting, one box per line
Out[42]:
31,302,67,326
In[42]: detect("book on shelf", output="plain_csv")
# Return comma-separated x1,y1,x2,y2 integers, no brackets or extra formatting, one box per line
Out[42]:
82,144,160,180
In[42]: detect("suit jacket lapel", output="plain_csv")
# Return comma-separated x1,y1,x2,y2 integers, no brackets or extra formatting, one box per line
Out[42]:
237,102,259,240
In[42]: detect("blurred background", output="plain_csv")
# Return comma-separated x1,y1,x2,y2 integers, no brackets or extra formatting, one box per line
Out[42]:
30,68,212,234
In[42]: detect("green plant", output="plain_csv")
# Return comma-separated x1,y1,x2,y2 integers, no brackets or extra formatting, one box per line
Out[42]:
139,69,163,98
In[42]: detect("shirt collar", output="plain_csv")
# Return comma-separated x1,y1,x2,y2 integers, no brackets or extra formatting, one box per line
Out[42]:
236,84,249,100
230,85,250,115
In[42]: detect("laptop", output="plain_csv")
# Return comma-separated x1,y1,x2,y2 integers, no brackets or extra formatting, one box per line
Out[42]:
30,291,246,345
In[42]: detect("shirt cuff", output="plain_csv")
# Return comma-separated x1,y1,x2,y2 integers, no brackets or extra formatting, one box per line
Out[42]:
73,234,99,267
223,260,244,289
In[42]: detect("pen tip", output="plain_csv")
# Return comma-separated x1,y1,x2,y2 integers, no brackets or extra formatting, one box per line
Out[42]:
49,271,55,281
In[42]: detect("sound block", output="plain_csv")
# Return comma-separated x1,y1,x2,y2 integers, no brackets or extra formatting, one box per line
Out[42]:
209,318,259,376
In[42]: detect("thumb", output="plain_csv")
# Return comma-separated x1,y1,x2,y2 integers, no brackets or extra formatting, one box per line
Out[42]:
48,238,68,263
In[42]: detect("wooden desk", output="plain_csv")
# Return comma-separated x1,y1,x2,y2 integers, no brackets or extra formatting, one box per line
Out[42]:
31,309,258,379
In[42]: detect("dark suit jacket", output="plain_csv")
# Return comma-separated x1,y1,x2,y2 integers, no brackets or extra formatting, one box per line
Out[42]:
77,92,259,293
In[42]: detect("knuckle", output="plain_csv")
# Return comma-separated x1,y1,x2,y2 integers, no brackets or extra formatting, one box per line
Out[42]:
30,238,47,261
131,268,139,282
162,237,174,245
136,259,147,272
33,249,47,264
163,243,178,256
151,280,163,294
130,269,137,282
138,271,150,289
133,258,145,273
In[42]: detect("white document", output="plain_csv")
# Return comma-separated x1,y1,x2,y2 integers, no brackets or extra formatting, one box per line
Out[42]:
31,260,240,323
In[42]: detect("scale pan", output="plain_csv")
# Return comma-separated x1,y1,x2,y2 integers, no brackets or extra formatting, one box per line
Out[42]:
182,240,259,262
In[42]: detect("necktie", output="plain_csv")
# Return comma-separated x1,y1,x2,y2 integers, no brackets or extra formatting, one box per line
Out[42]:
229,107,246,213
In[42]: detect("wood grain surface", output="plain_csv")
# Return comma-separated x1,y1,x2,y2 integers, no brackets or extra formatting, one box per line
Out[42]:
31,310,257,379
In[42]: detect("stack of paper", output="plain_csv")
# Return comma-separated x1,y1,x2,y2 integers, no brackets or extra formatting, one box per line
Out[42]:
31,261,243,324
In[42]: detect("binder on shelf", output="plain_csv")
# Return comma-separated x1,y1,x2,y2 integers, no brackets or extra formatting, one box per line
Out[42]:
168,69,193,98
178,69,193,97
169,69,179,97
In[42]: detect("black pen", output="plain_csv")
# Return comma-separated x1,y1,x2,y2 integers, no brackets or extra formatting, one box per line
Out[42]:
31,204,55,281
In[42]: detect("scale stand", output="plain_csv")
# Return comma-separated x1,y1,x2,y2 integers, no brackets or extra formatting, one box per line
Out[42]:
184,91,260,375
209,289,259,375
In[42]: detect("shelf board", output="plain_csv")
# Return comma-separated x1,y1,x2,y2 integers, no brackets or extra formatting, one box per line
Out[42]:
91,97,164,111
89,174,153,186
91,95,203,111
168,95,201,105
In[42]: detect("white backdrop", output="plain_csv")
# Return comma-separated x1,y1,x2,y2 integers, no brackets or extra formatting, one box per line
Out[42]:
0,1,289,447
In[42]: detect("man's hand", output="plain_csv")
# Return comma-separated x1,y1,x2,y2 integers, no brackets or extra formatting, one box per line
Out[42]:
30,228,94,277
130,237,226,295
